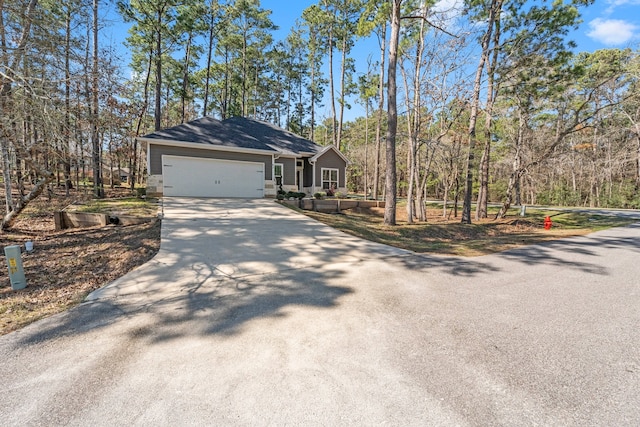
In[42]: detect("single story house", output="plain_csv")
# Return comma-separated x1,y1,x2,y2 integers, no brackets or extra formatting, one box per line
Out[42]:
140,116,349,198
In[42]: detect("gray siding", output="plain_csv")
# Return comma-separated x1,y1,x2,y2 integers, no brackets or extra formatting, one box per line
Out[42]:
303,158,313,187
149,143,273,180
314,149,347,187
281,158,296,186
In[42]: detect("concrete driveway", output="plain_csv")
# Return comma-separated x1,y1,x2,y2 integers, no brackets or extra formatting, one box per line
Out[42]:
1,198,639,426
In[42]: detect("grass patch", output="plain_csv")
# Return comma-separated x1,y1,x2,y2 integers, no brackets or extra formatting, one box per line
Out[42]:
297,205,636,257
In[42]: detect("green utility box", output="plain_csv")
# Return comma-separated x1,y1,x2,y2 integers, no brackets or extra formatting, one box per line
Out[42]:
4,245,26,290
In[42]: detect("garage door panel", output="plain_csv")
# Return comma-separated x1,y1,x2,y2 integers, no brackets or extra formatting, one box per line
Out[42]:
162,155,264,198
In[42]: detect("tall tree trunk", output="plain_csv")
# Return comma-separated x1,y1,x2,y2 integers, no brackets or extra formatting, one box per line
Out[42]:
496,109,525,218
416,144,435,222
476,140,490,218
328,23,337,147
453,176,459,218
443,185,449,218
364,101,369,197
203,11,215,116
462,0,497,224
63,5,73,195
75,95,82,189
181,33,193,123
475,0,502,220
337,36,348,150
131,47,153,192
0,81,14,213
1,138,13,213
241,30,248,116
222,48,230,119
309,44,317,140
154,9,162,131
405,16,425,225
636,130,640,188
384,0,401,226
400,62,413,222
0,0,38,214
253,64,259,119
91,0,103,198
373,23,386,200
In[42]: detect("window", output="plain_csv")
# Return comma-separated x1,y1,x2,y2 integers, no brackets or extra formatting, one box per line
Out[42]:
321,168,338,191
274,163,283,187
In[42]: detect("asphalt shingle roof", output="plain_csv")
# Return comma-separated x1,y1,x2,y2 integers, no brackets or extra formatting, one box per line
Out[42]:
142,116,274,152
222,117,321,155
142,116,321,155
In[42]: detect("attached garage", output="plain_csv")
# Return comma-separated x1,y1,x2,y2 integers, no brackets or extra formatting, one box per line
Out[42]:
141,116,349,197
162,155,264,198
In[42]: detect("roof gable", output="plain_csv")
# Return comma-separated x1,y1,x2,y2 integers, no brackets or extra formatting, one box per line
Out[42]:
310,145,350,165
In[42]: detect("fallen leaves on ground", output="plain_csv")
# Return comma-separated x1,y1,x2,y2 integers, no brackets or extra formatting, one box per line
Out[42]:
0,188,160,335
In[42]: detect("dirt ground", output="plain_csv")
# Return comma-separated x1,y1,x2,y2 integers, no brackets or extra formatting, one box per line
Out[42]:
298,203,629,257
0,187,161,335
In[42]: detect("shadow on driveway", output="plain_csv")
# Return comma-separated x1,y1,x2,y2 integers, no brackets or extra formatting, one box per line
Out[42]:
16,199,499,345
16,200,638,346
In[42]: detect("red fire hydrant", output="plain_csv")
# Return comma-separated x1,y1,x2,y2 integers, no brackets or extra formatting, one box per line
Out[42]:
544,216,552,230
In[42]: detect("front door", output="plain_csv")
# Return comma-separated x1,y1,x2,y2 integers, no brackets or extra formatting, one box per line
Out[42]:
296,160,304,191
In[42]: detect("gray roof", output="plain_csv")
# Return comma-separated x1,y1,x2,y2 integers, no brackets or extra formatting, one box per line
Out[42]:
142,116,321,155
223,117,321,155
142,116,275,152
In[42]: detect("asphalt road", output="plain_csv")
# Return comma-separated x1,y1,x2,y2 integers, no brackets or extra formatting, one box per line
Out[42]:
1,198,639,426
529,205,640,220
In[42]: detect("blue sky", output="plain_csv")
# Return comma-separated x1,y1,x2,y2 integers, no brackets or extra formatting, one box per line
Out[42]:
579,0,640,48
103,0,639,122
259,0,640,51
260,0,640,120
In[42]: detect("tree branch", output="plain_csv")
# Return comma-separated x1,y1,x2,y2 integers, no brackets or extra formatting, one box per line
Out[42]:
400,15,458,38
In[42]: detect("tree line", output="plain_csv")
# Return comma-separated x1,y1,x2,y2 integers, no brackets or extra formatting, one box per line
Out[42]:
0,0,638,230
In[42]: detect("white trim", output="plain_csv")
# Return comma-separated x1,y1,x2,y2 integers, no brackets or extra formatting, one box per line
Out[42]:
141,137,276,156
321,167,339,191
312,161,316,193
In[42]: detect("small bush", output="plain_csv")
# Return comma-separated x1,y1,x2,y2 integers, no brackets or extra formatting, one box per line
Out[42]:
276,193,285,200
313,192,324,199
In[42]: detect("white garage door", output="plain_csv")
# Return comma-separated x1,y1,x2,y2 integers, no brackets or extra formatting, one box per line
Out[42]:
162,155,265,198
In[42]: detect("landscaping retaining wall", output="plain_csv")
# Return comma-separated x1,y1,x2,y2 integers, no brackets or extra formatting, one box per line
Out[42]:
280,199,385,213
54,211,155,230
